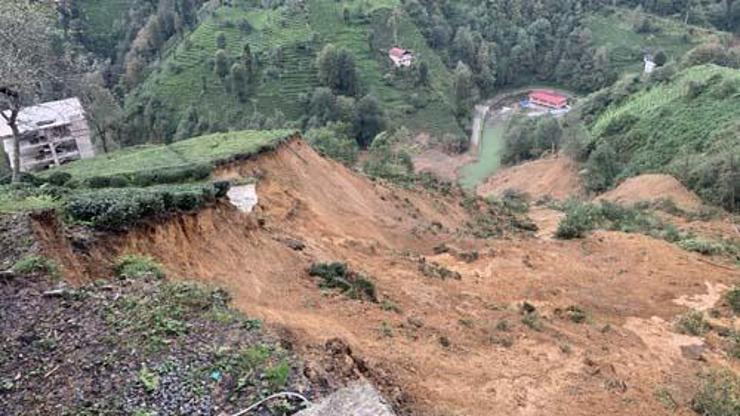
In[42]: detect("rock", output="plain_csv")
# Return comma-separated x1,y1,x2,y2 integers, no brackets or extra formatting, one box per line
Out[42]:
295,381,396,416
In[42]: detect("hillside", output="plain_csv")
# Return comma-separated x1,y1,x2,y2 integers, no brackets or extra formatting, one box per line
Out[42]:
581,64,740,210
3,136,739,415
123,0,463,143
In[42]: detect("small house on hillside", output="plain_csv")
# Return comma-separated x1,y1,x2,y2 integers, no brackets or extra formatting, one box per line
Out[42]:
388,47,414,67
0,97,94,172
528,90,568,109
643,54,656,74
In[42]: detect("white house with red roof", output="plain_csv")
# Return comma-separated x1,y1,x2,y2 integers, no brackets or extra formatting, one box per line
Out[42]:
388,47,414,67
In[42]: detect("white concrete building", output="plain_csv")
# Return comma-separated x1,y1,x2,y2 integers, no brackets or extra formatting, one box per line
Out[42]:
1,97,94,172
388,47,414,67
644,55,656,74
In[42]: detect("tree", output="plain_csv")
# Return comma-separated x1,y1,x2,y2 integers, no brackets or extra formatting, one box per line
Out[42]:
417,61,430,86
0,1,60,182
585,142,621,192
82,73,123,153
174,106,199,141
654,49,668,66
214,49,229,79
317,44,360,96
354,95,386,148
242,43,253,75
230,63,248,102
388,8,404,45
453,61,477,116
216,32,227,49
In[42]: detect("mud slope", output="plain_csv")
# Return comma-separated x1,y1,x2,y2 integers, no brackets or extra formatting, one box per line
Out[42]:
596,174,704,211
478,156,582,201
38,140,740,416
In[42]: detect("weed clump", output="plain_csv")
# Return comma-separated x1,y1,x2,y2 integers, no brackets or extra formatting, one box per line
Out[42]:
308,262,378,302
676,310,710,336
12,255,59,278
114,255,165,280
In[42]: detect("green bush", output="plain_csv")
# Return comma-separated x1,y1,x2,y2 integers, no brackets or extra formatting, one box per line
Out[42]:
114,254,165,280
65,183,226,230
555,203,597,239
12,255,59,278
678,238,731,256
691,369,740,416
676,310,710,336
308,262,377,302
726,288,740,314
46,172,72,187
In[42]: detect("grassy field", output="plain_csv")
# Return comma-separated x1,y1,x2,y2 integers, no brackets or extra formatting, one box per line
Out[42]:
125,0,464,141
459,119,506,190
584,8,718,74
44,129,294,180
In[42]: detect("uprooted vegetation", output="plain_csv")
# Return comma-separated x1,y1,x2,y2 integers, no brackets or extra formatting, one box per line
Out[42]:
553,200,739,258
308,262,378,302
0,270,316,415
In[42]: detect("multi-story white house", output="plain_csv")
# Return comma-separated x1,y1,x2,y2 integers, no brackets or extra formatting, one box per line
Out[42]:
0,97,94,172
388,47,414,67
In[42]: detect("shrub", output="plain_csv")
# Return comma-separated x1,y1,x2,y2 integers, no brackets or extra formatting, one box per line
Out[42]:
691,369,740,416
726,288,740,314
114,254,165,280
678,238,730,256
13,255,59,278
65,183,224,230
676,310,710,336
565,305,587,323
308,262,378,302
555,203,597,239
522,312,543,331
46,172,72,187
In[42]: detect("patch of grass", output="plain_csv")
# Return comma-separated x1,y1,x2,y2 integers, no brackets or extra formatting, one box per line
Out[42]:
692,369,740,416
654,386,678,411
679,238,737,256
522,312,543,332
265,360,291,389
676,310,710,336
114,255,165,280
12,255,60,278
380,299,402,313
138,365,160,393
308,262,378,302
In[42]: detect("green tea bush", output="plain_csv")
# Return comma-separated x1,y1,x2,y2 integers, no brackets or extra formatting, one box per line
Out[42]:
65,182,228,230
555,202,598,239
82,163,213,189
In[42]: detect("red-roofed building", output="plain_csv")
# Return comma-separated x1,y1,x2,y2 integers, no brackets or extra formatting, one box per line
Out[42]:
388,47,414,67
528,90,568,109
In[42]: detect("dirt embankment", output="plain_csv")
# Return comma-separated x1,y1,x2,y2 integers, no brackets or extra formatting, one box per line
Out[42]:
596,174,704,211
30,140,740,416
477,155,582,201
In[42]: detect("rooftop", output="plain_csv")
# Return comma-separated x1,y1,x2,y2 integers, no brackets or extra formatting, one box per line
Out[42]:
0,97,85,138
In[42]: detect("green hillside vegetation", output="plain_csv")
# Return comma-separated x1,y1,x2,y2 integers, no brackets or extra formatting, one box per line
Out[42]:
44,129,294,180
123,0,463,145
584,8,719,74
575,64,740,211
0,130,292,228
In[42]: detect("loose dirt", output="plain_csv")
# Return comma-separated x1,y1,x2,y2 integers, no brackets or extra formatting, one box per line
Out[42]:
478,155,582,201
33,140,740,416
596,174,704,211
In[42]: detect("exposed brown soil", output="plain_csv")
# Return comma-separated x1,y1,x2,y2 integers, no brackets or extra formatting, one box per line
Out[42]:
596,174,704,211
413,148,474,182
32,140,740,415
478,156,582,201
